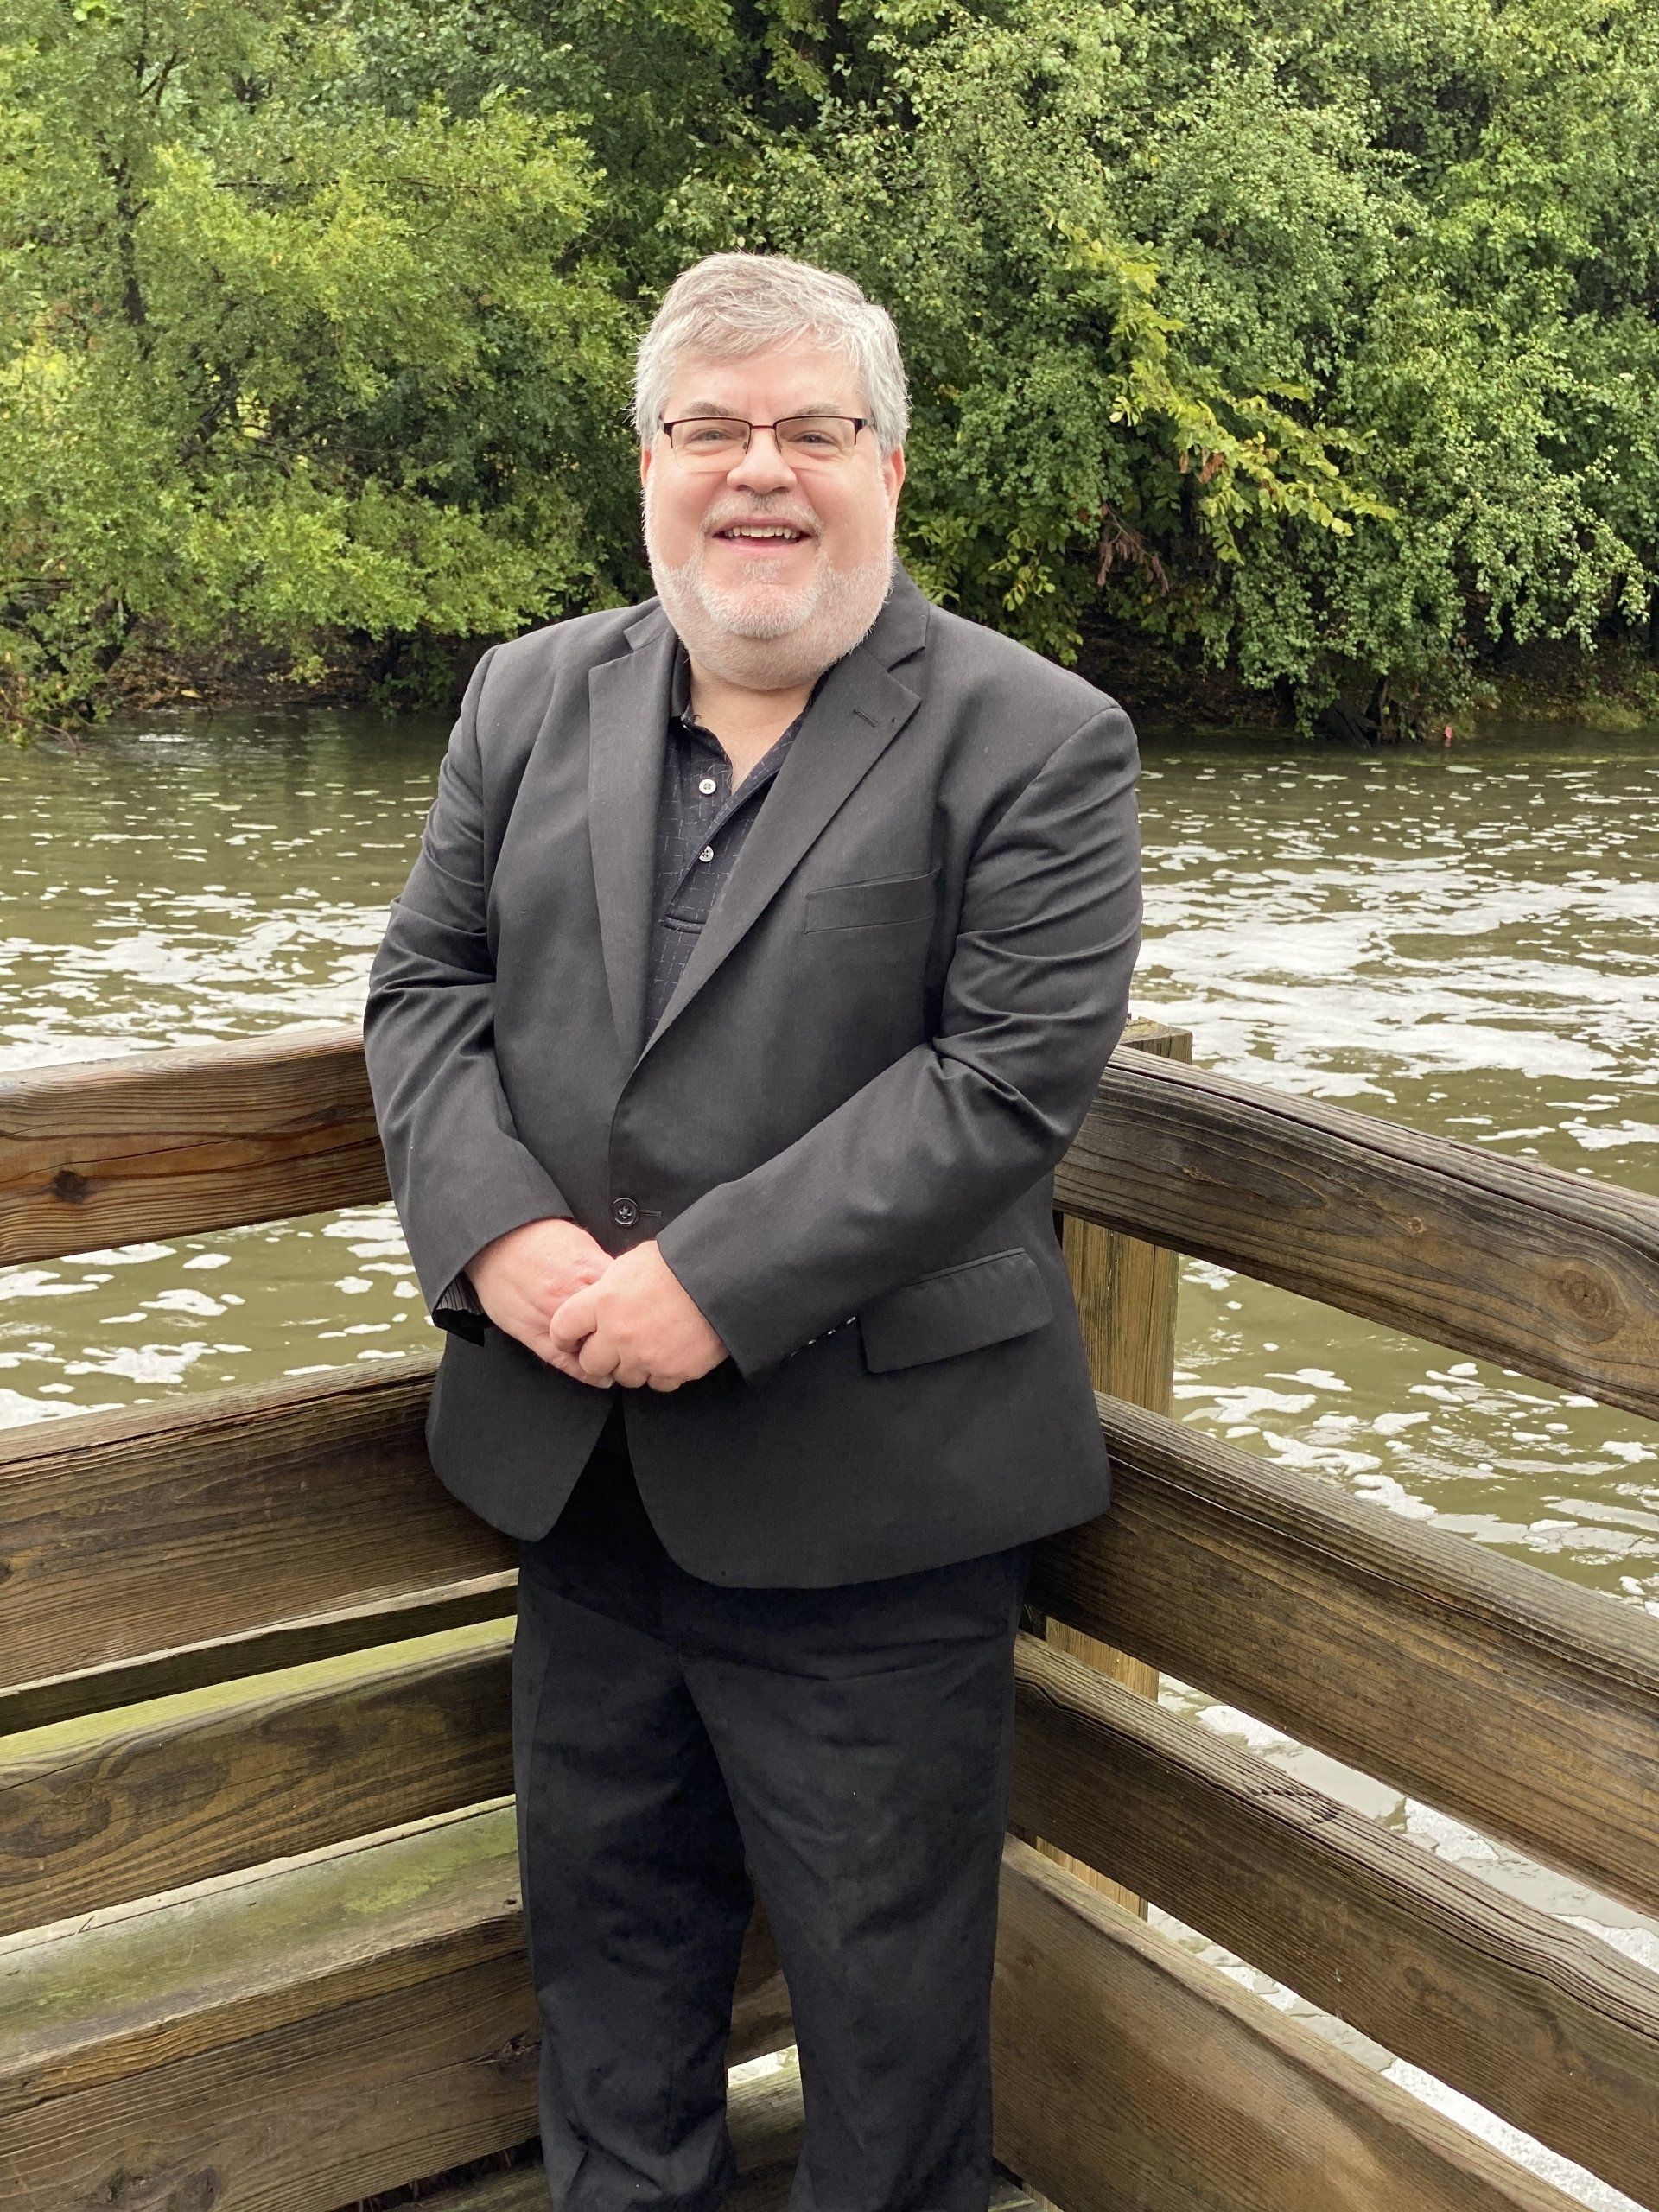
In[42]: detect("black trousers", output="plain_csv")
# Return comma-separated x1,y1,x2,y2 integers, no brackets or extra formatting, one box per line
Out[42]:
511,1401,1033,2212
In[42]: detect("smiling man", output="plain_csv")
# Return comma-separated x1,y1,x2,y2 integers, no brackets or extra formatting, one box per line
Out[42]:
364,252,1142,2212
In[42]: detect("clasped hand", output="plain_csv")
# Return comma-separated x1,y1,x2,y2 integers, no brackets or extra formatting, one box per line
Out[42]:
466,1217,728,1392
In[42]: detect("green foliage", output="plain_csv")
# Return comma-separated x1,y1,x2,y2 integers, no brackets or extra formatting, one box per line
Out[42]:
2,0,1656,730
0,0,635,728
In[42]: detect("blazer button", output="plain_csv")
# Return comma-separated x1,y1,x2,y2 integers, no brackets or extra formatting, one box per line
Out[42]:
611,1197,639,1227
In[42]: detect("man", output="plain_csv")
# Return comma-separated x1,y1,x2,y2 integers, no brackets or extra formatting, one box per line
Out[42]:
363,251,1141,2212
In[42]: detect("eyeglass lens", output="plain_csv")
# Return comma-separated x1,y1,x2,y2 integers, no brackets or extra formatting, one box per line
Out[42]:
668,417,857,462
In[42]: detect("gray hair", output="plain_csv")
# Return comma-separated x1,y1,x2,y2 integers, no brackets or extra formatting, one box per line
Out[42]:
632,252,909,460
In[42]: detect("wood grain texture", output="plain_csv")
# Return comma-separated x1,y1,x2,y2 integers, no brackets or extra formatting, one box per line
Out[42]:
0,1026,388,1267
0,1621,515,1936
0,1573,518,1739
993,1839,1589,2212
0,1806,790,2209
0,1806,786,2107
0,1350,514,1698
1039,1022,1189,1911
1032,1394,1659,1920
1060,1020,1189,1421
10,1022,1657,1420
1012,1633,1659,2210
1058,1047,1659,1420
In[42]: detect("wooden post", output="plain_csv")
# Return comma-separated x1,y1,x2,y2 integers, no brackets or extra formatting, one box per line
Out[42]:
1040,1015,1191,1916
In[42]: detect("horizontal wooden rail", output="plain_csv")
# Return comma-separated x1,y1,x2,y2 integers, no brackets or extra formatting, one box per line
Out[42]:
0,1621,513,1936
994,1840,1584,2212
0,1807,790,2210
6,1026,1657,1421
1060,1049,1659,1421
1033,1395,1659,1922
0,1351,494,1704
1011,1635,1659,2209
0,1027,385,1265
2,1575,518,1740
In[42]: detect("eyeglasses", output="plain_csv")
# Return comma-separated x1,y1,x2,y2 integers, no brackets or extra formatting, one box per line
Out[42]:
660,416,872,467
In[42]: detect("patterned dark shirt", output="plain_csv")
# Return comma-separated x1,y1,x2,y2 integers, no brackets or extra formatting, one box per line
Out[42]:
432,639,816,1337
644,638,811,1038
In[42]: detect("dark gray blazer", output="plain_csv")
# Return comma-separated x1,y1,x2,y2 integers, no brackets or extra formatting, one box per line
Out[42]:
363,559,1142,1586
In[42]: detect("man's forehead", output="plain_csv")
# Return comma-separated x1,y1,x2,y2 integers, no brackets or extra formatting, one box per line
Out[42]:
664,344,863,413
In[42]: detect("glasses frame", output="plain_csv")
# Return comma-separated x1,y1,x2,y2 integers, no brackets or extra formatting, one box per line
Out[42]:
659,415,874,464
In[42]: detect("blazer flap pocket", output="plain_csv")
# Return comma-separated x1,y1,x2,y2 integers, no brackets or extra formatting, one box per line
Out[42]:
858,1247,1052,1374
804,867,939,932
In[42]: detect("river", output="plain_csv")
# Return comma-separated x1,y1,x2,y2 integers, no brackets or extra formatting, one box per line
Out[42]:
2,706,1655,2208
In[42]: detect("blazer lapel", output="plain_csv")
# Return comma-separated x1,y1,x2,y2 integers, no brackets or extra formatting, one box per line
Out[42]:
588,612,677,1065
641,564,931,1061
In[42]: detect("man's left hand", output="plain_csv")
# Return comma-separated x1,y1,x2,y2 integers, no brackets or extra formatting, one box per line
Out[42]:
548,1240,728,1391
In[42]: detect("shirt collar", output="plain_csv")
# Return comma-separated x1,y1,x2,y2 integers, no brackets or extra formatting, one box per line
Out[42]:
669,638,698,729
667,634,833,740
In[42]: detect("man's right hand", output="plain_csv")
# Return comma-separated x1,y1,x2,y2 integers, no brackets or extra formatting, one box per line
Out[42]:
466,1218,617,1386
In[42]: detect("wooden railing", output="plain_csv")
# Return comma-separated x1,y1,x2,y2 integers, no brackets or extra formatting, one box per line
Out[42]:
2,1019,1656,2212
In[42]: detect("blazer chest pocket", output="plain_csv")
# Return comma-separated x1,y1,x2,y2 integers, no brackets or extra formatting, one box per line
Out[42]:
803,866,938,932
858,1247,1052,1373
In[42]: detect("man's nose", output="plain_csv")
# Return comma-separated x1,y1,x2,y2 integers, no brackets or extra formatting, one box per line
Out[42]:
728,428,796,492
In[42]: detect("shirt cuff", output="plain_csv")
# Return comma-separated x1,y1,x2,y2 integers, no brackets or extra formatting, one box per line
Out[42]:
432,1270,489,1344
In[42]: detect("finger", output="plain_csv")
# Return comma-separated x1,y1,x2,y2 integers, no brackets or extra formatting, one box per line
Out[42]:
646,1370,683,1393
534,1334,613,1387
611,1360,652,1389
557,1352,613,1388
577,1333,621,1380
550,1289,598,1352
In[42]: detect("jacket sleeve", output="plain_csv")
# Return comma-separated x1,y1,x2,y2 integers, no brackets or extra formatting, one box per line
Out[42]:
655,701,1142,1380
362,645,572,1320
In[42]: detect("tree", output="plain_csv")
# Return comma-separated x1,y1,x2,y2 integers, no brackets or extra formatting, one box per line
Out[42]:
3,0,1656,732
0,0,633,728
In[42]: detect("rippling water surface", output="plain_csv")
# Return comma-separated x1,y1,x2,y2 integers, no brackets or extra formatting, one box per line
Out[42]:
7,713,1652,1610
2,708,1656,2207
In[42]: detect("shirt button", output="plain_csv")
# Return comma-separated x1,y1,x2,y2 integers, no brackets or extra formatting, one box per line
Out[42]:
698,777,717,795
611,1197,639,1228
698,845,715,863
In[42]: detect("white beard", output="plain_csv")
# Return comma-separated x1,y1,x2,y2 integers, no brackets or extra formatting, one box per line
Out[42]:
641,480,898,692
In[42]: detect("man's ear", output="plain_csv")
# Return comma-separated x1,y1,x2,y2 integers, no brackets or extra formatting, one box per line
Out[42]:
639,444,652,491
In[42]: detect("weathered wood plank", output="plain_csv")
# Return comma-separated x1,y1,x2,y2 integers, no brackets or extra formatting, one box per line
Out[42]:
0,1026,386,1267
1012,1634,1659,2209
993,1839,1590,2212
1059,1023,1190,1420
0,1806,786,2110
0,1806,524,2107
1058,1048,1659,1421
0,1622,514,1936
0,1573,518,1739
1032,1395,1659,1921
0,1806,789,2209
10,1025,1658,1423
1039,1021,1187,1913
0,1351,511,1700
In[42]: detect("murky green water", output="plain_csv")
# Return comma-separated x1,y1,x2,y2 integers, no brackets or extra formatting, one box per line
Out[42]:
3,707,1656,2208
4,711,1654,1613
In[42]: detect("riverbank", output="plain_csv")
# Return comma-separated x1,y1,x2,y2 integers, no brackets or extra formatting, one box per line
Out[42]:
74,622,1659,747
